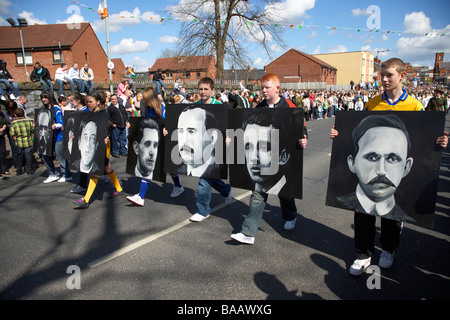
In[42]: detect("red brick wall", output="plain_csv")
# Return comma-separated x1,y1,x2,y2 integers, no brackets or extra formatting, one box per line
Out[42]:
265,50,336,85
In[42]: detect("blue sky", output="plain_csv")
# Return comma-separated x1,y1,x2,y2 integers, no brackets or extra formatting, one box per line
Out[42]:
1,0,449,71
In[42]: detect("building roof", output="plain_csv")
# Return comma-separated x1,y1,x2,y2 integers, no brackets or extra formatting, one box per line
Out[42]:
438,62,450,70
0,22,91,51
150,55,215,72
266,48,337,70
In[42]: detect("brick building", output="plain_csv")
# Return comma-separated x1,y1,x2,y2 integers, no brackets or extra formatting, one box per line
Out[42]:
264,49,337,85
0,22,124,83
149,55,217,85
433,52,450,81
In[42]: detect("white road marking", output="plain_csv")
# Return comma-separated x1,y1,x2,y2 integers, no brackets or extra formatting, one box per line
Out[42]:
88,190,252,268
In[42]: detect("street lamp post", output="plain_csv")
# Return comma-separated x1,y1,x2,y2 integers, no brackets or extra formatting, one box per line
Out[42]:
6,17,29,82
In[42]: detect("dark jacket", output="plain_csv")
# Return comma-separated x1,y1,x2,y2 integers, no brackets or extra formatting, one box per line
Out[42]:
107,102,128,129
152,72,165,82
0,60,13,80
30,66,52,82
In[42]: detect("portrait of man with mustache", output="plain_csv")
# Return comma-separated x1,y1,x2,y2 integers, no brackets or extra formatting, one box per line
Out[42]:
35,109,52,156
336,114,415,223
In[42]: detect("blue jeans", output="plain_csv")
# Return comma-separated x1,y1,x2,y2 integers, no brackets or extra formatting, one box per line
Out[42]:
196,178,230,217
84,80,94,94
40,79,54,93
0,79,20,97
42,154,56,176
55,141,71,178
240,191,297,237
72,79,85,93
111,126,128,156
152,80,166,94
56,78,75,95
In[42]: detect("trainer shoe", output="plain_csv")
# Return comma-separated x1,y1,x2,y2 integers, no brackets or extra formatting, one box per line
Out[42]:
111,189,123,197
349,257,371,276
58,176,73,183
170,186,185,198
189,213,209,222
230,232,255,245
284,217,297,230
71,185,87,193
9,94,17,100
126,194,144,206
0,96,6,101
224,191,232,204
379,250,394,269
73,198,89,208
44,175,60,184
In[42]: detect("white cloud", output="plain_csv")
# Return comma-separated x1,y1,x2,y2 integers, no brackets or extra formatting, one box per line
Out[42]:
92,7,161,33
18,11,47,25
111,38,150,55
351,8,370,16
56,14,86,25
312,45,321,54
0,0,12,16
254,57,269,68
404,11,432,35
265,0,316,23
158,35,180,44
128,56,153,72
328,45,347,53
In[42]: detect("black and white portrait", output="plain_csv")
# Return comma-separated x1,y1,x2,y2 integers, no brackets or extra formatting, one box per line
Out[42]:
33,108,54,156
326,111,445,228
228,108,304,199
165,104,228,179
62,111,75,161
126,117,166,183
68,112,108,176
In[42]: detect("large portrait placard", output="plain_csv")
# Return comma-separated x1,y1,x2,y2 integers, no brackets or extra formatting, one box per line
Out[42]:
126,116,166,183
33,108,54,156
164,104,228,179
326,111,445,228
66,111,109,176
228,108,304,199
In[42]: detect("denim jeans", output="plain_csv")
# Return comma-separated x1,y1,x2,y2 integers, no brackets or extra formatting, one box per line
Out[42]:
56,78,75,95
196,178,231,217
42,154,56,176
55,140,71,178
84,80,94,94
152,80,166,94
0,79,20,97
40,79,54,93
72,78,85,93
241,191,297,237
111,127,128,156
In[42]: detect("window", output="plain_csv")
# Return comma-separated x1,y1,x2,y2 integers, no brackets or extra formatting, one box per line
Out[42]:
53,50,62,63
184,71,191,78
166,72,173,79
196,71,201,78
16,51,32,65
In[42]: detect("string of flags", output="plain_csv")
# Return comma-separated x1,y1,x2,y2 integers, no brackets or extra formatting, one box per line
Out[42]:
72,1,447,37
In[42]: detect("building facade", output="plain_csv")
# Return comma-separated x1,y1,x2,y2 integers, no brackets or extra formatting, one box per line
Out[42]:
313,51,374,85
0,22,123,83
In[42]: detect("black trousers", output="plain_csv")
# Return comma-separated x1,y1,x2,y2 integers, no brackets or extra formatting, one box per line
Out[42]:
16,146,33,174
354,211,402,259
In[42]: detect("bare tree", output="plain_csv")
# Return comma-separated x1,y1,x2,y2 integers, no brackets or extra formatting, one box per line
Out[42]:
168,0,287,80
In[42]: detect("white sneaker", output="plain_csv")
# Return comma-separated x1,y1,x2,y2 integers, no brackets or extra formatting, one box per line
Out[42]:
71,185,87,193
9,94,17,100
126,194,144,206
1,96,6,101
43,175,60,184
224,192,232,204
284,217,297,230
379,250,394,269
170,186,185,198
190,213,209,222
349,257,371,276
58,176,73,183
231,232,255,245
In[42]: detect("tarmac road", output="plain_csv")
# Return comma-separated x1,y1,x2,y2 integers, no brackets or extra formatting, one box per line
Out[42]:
0,114,449,304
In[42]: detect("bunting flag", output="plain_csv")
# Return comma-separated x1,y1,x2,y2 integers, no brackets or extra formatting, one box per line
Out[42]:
72,1,448,37
97,0,109,19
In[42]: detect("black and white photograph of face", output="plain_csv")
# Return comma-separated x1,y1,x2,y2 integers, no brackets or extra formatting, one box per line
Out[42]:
68,112,108,176
33,109,53,156
326,111,445,228
126,117,166,183
228,108,304,199
62,111,75,161
164,104,228,179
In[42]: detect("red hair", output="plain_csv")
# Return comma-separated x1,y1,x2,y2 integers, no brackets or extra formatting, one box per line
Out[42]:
260,73,280,86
